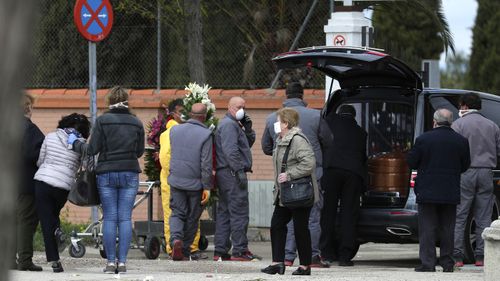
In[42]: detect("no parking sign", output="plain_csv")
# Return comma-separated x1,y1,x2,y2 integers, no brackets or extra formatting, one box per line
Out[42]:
74,0,113,42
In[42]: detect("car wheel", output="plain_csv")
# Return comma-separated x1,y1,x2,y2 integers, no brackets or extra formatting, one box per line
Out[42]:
464,197,499,264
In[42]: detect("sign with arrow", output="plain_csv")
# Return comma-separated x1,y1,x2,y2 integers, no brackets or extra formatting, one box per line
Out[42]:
74,0,113,42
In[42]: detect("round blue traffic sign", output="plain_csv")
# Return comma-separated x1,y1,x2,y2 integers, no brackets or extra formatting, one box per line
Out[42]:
74,0,113,42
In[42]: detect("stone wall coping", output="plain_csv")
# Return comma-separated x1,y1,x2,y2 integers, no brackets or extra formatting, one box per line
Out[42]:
27,88,326,109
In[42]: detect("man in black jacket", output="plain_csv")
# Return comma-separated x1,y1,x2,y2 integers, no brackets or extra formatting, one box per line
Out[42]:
320,104,367,266
407,108,470,272
15,93,45,271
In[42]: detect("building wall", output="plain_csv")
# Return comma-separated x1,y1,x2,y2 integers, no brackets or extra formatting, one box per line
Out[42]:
29,88,325,224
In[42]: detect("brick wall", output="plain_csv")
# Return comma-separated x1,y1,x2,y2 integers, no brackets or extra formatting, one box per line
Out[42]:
29,88,325,224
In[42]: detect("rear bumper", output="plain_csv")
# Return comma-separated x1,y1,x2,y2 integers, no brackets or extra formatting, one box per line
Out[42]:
357,208,419,244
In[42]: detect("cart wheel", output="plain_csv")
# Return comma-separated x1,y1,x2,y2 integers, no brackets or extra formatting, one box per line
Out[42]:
99,247,107,259
68,241,86,258
198,235,209,251
144,236,160,259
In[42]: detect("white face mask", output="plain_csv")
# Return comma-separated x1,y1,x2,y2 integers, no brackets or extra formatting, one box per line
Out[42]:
458,109,478,118
235,108,245,121
273,121,281,134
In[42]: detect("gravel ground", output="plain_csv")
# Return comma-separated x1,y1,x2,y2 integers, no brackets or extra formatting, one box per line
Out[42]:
9,242,484,281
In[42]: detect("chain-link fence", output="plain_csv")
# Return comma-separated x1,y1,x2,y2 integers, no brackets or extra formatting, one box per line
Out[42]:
27,0,333,89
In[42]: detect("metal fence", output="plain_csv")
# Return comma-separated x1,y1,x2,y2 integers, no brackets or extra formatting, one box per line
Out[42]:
27,0,332,89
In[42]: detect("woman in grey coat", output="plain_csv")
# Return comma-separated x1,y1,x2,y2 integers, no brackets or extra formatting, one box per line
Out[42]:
261,108,319,276
34,113,90,273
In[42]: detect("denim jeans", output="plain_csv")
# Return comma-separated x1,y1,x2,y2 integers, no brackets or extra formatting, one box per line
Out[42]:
97,172,139,263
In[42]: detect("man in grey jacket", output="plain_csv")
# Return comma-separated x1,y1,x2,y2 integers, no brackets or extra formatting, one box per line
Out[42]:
214,96,259,261
261,82,332,267
452,93,500,267
168,103,213,261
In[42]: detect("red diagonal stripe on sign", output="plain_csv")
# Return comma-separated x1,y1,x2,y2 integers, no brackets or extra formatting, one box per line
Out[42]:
83,1,107,31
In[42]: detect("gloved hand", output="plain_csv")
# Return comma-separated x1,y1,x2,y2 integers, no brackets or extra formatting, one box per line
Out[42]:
67,133,78,145
201,190,210,205
240,114,253,132
236,170,248,189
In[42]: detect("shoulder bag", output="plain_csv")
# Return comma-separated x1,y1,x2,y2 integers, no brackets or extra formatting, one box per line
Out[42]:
68,148,100,206
279,134,314,208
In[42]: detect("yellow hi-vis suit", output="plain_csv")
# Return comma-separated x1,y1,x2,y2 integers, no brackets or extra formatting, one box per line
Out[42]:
159,119,201,254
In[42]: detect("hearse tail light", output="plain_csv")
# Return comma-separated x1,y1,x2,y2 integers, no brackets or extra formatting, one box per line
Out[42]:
366,50,387,57
410,171,417,188
275,51,304,57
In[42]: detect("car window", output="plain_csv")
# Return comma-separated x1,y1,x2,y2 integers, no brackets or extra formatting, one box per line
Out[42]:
481,99,500,126
425,95,459,132
336,101,414,155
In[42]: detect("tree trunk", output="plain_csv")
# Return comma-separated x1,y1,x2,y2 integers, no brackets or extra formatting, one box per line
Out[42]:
0,0,36,279
184,0,206,84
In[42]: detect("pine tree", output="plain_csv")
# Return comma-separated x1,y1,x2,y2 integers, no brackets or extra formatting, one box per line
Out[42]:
372,0,451,71
467,0,500,94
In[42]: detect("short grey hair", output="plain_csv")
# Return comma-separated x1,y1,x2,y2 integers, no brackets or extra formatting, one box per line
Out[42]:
433,108,453,126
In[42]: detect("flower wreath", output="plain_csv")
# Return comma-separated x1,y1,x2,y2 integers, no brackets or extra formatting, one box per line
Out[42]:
182,82,218,130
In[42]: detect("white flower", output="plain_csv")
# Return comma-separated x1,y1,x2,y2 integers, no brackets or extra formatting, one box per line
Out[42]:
208,102,216,112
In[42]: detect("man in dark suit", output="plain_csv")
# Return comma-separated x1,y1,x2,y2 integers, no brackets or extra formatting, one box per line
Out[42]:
320,104,367,266
407,108,470,272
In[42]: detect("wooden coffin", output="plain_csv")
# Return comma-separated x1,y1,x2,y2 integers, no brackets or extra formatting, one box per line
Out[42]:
367,151,409,195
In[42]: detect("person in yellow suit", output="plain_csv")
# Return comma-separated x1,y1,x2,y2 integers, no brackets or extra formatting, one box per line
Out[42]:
159,99,207,259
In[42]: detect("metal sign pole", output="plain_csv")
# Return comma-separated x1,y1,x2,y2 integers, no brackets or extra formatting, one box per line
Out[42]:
89,41,98,223
156,0,161,94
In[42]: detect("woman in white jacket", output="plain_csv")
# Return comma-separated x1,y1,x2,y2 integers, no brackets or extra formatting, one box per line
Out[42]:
34,113,90,273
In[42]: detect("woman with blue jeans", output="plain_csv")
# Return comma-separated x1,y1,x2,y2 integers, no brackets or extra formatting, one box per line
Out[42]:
69,86,145,273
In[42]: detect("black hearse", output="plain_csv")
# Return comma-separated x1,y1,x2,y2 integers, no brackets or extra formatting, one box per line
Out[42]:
273,46,500,263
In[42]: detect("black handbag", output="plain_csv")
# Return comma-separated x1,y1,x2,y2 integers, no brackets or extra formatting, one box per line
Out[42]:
68,149,100,206
279,135,314,209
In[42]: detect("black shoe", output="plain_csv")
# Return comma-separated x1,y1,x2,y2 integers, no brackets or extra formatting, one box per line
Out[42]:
320,258,334,268
414,265,436,272
190,251,208,260
55,228,68,253
213,251,231,261
103,263,116,274
51,261,64,273
261,263,285,275
292,266,311,275
18,262,43,271
311,255,329,268
338,260,354,266
117,263,126,273
442,266,454,273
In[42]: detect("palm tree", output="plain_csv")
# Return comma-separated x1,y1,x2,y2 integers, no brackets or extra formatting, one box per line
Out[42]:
369,0,455,69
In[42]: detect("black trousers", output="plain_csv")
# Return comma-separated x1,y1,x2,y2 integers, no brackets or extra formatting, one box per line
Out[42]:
35,180,69,262
270,204,312,266
417,203,456,269
15,192,39,266
320,168,362,261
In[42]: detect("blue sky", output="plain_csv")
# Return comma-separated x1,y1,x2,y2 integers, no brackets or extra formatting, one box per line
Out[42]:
439,0,477,68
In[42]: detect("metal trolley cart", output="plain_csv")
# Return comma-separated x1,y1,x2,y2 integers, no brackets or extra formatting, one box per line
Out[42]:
68,180,214,259
68,181,163,259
